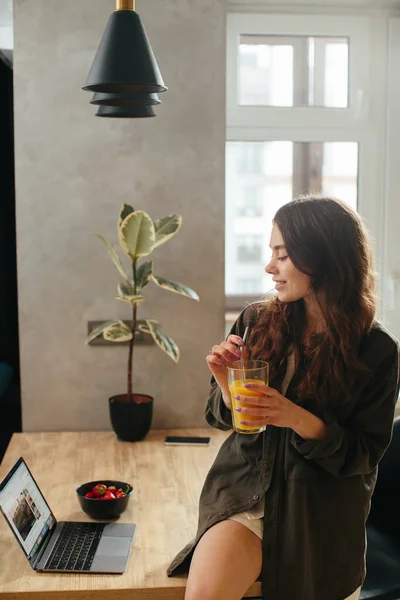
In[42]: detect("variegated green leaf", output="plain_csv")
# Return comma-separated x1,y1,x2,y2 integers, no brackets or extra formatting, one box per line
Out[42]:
115,294,146,306
143,319,180,363
118,204,135,230
117,282,134,296
138,324,151,334
94,233,129,282
136,260,153,289
85,320,121,344
153,214,182,248
118,211,156,260
103,321,133,342
151,275,199,301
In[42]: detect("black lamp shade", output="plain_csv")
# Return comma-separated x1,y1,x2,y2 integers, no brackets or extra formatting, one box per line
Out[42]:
83,10,167,94
95,104,156,118
91,91,161,106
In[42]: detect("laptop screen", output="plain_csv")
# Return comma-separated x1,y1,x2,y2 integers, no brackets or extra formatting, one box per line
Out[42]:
0,458,56,561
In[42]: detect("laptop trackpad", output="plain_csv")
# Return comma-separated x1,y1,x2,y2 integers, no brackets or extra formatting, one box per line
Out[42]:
90,537,132,573
96,536,131,557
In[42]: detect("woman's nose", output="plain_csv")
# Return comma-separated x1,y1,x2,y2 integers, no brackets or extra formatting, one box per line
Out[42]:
265,261,278,275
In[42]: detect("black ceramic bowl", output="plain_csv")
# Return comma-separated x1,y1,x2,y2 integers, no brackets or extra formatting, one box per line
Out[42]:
76,480,133,520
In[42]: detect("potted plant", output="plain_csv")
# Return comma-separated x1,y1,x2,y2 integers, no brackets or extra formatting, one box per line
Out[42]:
86,204,199,441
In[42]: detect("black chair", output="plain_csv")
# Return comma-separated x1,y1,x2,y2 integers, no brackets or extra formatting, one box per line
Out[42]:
360,416,400,600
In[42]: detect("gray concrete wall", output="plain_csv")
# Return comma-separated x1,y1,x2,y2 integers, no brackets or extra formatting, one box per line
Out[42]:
13,0,226,431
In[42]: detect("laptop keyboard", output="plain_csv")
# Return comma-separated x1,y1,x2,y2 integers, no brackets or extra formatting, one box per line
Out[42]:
45,522,105,571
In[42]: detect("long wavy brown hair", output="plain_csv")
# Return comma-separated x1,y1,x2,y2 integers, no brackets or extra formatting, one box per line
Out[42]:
248,194,376,407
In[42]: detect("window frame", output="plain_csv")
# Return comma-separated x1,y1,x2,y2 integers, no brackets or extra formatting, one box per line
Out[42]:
227,13,371,128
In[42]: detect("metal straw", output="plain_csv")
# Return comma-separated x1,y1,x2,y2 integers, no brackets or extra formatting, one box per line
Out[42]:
240,326,249,383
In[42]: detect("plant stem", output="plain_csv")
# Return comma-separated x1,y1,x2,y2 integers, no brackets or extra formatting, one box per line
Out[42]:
128,259,138,402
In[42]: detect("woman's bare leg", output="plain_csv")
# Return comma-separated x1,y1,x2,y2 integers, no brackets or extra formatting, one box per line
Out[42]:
184,520,262,600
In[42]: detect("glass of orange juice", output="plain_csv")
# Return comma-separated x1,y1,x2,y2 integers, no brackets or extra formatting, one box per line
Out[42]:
227,360,269,434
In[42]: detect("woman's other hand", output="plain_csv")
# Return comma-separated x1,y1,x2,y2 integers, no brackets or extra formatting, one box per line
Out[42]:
234,382,328,440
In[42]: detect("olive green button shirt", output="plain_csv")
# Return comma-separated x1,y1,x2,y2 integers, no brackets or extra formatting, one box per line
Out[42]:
167,303,400,600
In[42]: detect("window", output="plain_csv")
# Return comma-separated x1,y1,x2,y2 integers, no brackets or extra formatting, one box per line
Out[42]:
237,142,263,172
227,13,371,129
225,141,358,301
236,278,261,294
321,142,358,208
237,235,263,262
225,12,377,314
237,186,263,218
239,40,294,107
238,35,348,108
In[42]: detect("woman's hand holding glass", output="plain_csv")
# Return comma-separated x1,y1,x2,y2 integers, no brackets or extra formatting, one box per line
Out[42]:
206,334,245,405
233,382,300,429
236,382,328,440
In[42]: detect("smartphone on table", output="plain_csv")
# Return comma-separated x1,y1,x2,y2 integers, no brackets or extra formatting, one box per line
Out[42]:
164,436,211,446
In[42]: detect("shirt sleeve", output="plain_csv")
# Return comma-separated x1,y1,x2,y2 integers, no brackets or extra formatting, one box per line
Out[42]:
205,304,257,431
290,342,400,478
204,382,233,431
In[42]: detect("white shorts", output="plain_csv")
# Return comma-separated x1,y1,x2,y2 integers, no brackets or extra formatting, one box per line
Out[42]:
227,512,362,600
228,512,264,539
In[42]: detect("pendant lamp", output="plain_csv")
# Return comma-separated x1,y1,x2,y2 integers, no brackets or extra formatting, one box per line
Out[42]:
91,91,161,106
95,104,156,118
83,0,167,94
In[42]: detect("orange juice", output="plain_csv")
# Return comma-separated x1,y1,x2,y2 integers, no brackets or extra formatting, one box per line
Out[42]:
228,378,266,434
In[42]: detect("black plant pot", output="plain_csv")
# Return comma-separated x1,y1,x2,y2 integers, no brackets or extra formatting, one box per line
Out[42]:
109,394,153,442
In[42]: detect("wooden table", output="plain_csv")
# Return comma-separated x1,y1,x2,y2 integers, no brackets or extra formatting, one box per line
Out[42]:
0,429,262,599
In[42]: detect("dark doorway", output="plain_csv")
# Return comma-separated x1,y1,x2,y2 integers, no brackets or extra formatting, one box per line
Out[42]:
0,50,22,462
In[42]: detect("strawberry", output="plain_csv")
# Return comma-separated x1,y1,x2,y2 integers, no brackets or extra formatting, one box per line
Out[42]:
92,483,107,497
84,491,95,499
103,491,116,500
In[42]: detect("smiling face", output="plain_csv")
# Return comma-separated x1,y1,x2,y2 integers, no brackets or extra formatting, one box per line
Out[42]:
265,223,313,303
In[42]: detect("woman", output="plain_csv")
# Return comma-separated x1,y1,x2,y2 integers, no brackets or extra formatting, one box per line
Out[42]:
167,195,400,600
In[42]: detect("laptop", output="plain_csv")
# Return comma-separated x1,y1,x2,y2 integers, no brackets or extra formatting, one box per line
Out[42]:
0,457,136,573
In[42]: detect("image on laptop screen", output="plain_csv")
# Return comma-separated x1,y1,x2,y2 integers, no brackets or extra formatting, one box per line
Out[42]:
0,461,56,562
